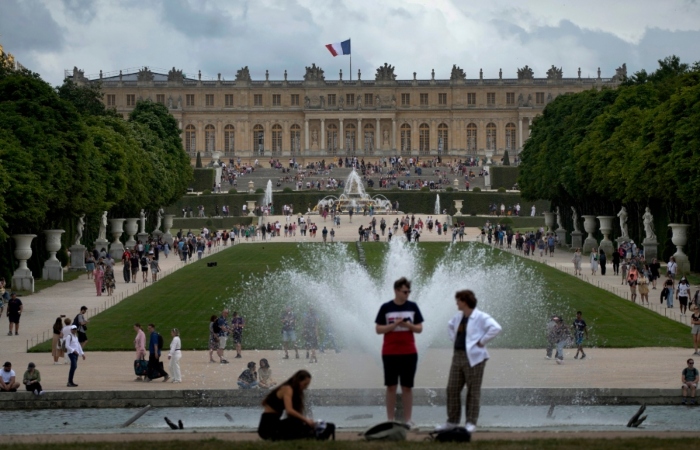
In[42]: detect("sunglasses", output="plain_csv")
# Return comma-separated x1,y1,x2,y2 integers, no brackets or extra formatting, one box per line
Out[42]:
400,290,411,294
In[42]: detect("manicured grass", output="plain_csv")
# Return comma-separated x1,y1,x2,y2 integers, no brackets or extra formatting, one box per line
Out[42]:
15,270,82,296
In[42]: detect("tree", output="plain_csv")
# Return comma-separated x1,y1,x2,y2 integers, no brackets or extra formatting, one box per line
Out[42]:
502,150,510,166
196,151,203,168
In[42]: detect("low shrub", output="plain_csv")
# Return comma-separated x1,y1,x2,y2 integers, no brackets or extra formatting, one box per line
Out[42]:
282,187,293,193
472,187,482,192
255,188,265,194
202,189,211,195
497,187,507,193
445,187,454,192
228,188,238,194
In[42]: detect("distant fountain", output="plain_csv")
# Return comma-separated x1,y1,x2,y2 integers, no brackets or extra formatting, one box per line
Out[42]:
434,194,441,215
263,180,273,208
314,169,393,214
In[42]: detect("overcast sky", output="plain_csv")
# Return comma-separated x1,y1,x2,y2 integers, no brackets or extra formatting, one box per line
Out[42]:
2,0,700,86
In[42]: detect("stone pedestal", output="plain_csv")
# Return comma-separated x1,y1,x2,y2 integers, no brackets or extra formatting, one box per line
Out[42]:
454,199,463,216
555,229,568,247
42,229,65,281
597,216,615,257
163,214,175,246
94,238,109,255
642,238,658,263
582,215,598,253
124,218,138,249
137,232,149,247
543,212,555,233
668,223,691,275
483,165,491,190
453,178,460,190
152,230,163,242
247,200,257,217
11,234,36,292
571,231,583,250
109,218,125,261
69,244,86,270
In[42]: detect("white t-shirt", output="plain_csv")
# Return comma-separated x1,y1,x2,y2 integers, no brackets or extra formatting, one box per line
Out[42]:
1,369,15,383
678,283,690,297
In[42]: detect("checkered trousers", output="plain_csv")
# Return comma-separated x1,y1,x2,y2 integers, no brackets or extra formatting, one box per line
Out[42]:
446,350,486,425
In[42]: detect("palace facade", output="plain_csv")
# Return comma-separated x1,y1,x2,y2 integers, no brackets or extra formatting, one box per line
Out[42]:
69,63,625,161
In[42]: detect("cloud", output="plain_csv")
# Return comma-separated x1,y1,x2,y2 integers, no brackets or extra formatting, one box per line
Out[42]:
0,0,64,53
160,0,237,39
61,0,98,24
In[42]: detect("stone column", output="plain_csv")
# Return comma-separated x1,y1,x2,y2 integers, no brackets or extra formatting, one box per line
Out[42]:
392,119,397,152
597,216,615,256
668,223,691,275
304,119,309,153
42,230,65,281
11,234,36,292
339,118,344,151
320,119,325,151
109,218,125,261
357,118,362,152
376,118,381,151
582,215,598,253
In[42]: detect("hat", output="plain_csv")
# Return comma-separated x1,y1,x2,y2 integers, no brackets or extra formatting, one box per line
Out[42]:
27,362,35,369
71,325,78,330
3,361,10,367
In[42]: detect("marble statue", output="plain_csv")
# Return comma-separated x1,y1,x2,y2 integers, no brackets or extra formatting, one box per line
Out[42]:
617,206,629,239
74,214,85,246
168,95,173,109
311,129,319,146
383,129,389,145
139,209,147,234
97,211,108,241
643,207,656,241
155,207,164,232
177,95,182,109
571,206,580,232
555,206,563,229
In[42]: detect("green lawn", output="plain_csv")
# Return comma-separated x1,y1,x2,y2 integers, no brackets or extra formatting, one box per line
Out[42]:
30,242,691,352
15,270,82,296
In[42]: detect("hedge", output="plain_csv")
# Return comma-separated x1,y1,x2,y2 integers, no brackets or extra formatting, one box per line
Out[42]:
191,169,215,192
491,166,520,190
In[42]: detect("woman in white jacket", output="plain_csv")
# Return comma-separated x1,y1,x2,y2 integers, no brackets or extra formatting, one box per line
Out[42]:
436,290,502,434
168,328,182,383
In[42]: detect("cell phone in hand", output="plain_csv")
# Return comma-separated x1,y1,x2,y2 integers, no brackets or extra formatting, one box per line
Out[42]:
403,318,411,322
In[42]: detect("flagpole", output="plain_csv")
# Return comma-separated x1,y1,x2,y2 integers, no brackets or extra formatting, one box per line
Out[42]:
350,54,352,81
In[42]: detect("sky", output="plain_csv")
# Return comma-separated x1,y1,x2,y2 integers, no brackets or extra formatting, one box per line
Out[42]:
2,0,700,86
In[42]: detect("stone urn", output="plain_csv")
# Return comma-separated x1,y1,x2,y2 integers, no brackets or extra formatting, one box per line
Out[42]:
124,218,138,249
582,215,598,253
212,151,222,167
453,178,459,190
42,230,65,281
543,212,555,233
162,214,175,246
11,234,36,292
248,180,255,194
247,200,257,216
668,223,691,275
109,218,125,261
597,216,615,257
454,199,464,216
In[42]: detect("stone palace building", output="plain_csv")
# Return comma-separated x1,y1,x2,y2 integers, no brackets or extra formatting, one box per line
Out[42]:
68,63,625,162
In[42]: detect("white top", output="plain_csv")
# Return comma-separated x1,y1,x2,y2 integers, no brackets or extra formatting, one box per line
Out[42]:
1,369,16,383
60,325,73,339
668,261,677,274
64,333,84,356
169,336,181,356
678,283,690,297
448,308,502,367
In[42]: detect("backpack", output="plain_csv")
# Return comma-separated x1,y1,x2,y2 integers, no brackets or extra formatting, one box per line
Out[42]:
140,256,148,266
360,422,408,441
429,427,471,442
212,321,221,335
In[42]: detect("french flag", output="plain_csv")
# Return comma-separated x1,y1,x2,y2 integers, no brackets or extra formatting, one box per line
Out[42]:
325,39,351,57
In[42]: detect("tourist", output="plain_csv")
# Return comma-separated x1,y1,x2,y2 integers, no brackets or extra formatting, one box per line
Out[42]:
663,277,675,308
545,315,559,359
681,358,698,405
573,311,588,359
281,306,299,359
217,309,230,364
74,306,89,349
374,277,424,428
322,226,328,243
146,323,169,382
691,307,700,356
667,256,678,280
208,315,220,363
85,252,95,279
238,361,258,389
589,248,598,275
52,317,65,364
140,253,149,282
134,323,146,381
627,265,639,303
23,362,44,395
93,261,105,295
677,277,691,316
537,237,545,257
330,228,335,242
65,325,85,387
551,317,571,364
129,252,139,283
1,361,20,392
599,249,607,275
303,306,319,363
6,292,23,336
60,317,72,365
259,358,276,389
547,234,555,257
638,272,650,305
122,250,131,283
435,289,501,434
258,370,320,440
231,311,245,359
167,328,182,383
104,264,115,296
572,248,583,276
649,258,661,289
612,248,621,276
149,253,160,282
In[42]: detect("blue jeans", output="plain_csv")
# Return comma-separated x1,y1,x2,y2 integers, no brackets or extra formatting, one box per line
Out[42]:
238,381,258,389
68,353,78,384
556,340,567,360
667,287,674,307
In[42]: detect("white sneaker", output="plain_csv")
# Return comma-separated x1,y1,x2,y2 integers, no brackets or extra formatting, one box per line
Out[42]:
466,422,477,433
545,356,551,360
404,420,416,430
434,422,458,432
556,359,563,365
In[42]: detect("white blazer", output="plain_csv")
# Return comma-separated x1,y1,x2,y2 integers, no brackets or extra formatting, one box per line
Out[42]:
448,308,502,367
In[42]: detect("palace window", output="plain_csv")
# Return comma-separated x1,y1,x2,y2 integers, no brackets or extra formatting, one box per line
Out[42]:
364,93,373,106
506,92,515,105
205,94,214,107
186,94,195,107
291,94,300,106
327,94,336,106
106,94,115,106
400,123,411,154
419,123,430,155
327,123,338,155
420,93,429,106
467,93,476,106
438,123,448,153
438,93,447,105
290,124,301,154
272,94,281,106
487,93,496,106
225,94,234,107
254,94,263,106
346,94,355,106
185,125,196,153
536,92,545,105
272,124,282,154
253,124,264,154
467,123,477,152
364,123,374,154
345,123,356,153
205,124,215,152
126,94,135,106
401,93,411,106
486,123,497,150
506,123,516,151
156,94,165,105
224,125,235,153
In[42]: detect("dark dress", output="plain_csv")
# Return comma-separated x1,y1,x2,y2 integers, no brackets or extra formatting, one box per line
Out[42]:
257,392,314,441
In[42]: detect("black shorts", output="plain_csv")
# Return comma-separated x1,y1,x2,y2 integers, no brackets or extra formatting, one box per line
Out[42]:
78,331,88,343
232,332,242,344
8,313,20,324
382,353,418,388
679,296,688,306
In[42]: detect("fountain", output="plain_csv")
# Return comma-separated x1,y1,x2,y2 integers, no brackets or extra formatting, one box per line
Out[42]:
434,194,441,215
264,180,273,209
315,169,393,214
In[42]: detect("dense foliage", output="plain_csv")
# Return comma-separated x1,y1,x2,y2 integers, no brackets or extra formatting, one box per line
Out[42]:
518,56,700,266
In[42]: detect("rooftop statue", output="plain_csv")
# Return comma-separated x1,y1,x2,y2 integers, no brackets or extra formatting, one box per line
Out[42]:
375,63,397,82
546,65,563,80
167,67,184,82
612,63,627,82
517,65,534,80
304,63,325,82
137,66,154,82
235,66,252,82
450,64,466,81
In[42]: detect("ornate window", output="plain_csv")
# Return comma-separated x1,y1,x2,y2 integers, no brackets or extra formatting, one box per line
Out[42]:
506,92,515,105
420,93,429,106
536,92,545,105
364,123,374,155
346,94,355,106
438,123,448,154
224,125,235,153
225,94,234,107
327,94,336,106
419,123,430,155
205,124,215,152
505,123,516,151
253,124,264,155
126,94,135,106
291,94,300,106
467,93,476,106
345,123,356,154
254,94,263,106
438,93,447,105
290,124,301,154
272,94,281,106
327,124,338,155
486,123,497,151
466,123,477,152
186,94,195,106
185,125,196,153
400,123,411,154
272,124,282,154
106,94,115,106
205,94,214,107
401,93,410,106
156,94,165,105
486,93,496,106
364,93,373,106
